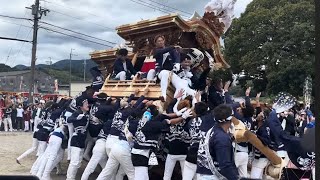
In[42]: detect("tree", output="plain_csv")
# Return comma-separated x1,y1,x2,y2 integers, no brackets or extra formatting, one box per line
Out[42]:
224,0,315,97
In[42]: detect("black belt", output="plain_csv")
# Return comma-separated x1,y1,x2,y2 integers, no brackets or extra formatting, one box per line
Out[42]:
236,150,247,153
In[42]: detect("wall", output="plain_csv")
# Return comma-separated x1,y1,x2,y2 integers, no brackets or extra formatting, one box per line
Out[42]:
57,89,69,96
70,82,91,97
0,71,55,93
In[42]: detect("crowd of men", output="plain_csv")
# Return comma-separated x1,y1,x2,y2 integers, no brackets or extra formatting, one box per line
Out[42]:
9,35,315,180
0,94,52,132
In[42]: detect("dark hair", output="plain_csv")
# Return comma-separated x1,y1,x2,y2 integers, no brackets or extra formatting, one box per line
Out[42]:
62,99,72,110
97,93,108,100
148,105,159,117
76,96,87,107
130,110,144,119
195,102,208,117
118,48,128,56
213,104,232,122
51,103,60,110
154,35,165,44
211,76,222,86
242,105,255,118
180,53,191,62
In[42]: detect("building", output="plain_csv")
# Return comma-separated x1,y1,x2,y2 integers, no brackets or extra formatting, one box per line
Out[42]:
70,82,91,97
0,70,55,93
57,82,92,97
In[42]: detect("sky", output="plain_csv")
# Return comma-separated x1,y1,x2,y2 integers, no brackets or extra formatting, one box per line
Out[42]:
0,0,252,67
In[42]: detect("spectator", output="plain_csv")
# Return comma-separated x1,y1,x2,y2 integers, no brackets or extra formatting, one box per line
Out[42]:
24,106,32,132
16,104,24,131
11,105,17,131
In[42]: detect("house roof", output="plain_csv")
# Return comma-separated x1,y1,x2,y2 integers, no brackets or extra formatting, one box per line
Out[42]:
0,70,30,77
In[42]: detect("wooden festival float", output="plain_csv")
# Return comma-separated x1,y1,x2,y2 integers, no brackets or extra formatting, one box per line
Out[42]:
90,12,285,179
90,12,229,100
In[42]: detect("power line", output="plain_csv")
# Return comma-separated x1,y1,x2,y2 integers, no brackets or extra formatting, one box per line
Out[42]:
42,0,100,18
147,0,192,16
0,19,33,29
40,26,113,47
0,36,31,42
39,21,116,44
0,14,32,21
129,0,174,15
4,10,28,67
10,28,33,67
128,0,189,19
49,9,115,31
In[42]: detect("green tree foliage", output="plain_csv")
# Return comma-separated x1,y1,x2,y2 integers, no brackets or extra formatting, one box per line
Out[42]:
224,0,315,97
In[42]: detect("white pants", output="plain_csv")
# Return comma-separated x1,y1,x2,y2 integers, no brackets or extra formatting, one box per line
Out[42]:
146,69,156,81
197,174,220,180
158,70,196,101
163,154,186,180
250,158,269,179
81,139,108,180
31,150,46,175
105,135,121,155
17,137,39,161
34,117,42,132
66,146,84,180
38,141,48,156
234,151,248,178
83,134,96,160
134,167,149,180
97,140,134,180
31,141,48,175
24,121,29,131
312,167,315,180
36,135,64,179
182,161,197,180
115,71,126,80
67,122,74,160
3,117,13,132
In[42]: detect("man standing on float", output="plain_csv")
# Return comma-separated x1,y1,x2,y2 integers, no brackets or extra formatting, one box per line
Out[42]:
149,35,199,101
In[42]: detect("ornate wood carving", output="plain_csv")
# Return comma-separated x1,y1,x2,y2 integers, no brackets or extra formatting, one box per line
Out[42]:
195,32,212,49
129,29,182,56
201,12,225,37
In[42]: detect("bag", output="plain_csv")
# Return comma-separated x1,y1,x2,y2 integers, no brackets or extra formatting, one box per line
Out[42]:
148,152,158,166
141,56,156,73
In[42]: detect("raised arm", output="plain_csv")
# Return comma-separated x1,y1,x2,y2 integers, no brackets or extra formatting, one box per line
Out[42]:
133,88,149,109
167,89,184,113
224,81,232,104
255,92,262,116
154,46,175,58
166,109,193,125
244,87,251,107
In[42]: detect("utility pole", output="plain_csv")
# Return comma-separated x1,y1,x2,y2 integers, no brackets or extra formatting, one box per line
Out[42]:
27,0,49,103
83,60,86,82
69,48,76,97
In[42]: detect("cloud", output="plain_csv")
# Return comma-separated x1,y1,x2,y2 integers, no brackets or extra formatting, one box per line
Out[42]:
0,0,252,67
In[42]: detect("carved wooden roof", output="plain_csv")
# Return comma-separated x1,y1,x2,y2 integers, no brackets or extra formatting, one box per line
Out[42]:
91,12,230,68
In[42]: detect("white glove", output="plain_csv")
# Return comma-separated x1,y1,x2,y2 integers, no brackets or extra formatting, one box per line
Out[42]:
182,109,192,119
130,75,135,79
173,63,180,72
92,116,100,123
176,107,187,116
186,71,193,78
